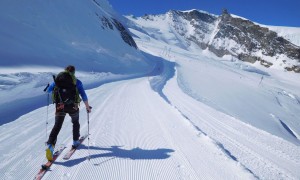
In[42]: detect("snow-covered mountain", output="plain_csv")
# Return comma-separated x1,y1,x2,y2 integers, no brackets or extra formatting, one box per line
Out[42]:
0,0,156,125
126,8,300,144
0,0,151,73
268,26,300,47
127,9,300,73
1,1,300,180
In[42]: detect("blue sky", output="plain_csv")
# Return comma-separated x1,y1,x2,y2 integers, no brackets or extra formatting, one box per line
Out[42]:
108,0,300,27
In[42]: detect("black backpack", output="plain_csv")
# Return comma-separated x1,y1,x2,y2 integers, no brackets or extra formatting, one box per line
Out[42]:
52,71,81,106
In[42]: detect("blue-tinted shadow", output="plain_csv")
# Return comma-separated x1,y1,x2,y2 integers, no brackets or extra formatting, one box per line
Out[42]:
55,145,174,167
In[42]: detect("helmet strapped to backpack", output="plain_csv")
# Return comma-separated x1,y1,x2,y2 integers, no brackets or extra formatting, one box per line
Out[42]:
52,71,81,110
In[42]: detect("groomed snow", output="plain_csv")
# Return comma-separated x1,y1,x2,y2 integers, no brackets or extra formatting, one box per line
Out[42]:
0,1,300,179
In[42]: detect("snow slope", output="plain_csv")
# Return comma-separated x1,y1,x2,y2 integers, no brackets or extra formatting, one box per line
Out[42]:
0,0,156,125
0,0,151,73
1,73,299,179
127,15,300,146
1,1,300,180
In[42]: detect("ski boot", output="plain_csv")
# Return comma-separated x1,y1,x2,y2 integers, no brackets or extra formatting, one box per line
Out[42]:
46,144,54,161
72,140,80,148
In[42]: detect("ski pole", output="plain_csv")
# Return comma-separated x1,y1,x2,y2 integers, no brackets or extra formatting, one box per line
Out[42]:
43,83,50,92
43,83,50,143
87,106,92,160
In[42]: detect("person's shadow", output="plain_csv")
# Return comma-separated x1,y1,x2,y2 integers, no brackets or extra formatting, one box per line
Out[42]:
55,145,174,167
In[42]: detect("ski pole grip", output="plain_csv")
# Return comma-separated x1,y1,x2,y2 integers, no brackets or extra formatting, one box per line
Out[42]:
86,106,92,113
43,83,50,92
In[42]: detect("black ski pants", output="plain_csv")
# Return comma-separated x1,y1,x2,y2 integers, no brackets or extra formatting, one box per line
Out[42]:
47,108,80,146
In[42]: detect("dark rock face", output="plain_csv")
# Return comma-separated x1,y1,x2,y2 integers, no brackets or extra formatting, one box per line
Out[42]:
169,10,217,47
112,18,137,49
177,10,217,24
216,11,300,65
168,9,300,72
96,13,137,49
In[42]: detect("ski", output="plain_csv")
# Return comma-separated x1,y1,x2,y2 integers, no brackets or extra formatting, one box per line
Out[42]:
63,135,88,160
34,146,66,180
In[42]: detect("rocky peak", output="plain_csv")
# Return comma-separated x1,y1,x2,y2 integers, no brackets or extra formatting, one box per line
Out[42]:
169,9,217,24
169,9,300,72
220,8,231,21
214,11,300,71
222,8,229,15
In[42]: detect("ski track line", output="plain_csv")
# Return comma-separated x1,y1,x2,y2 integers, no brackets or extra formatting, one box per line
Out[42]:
94,78,197,179
192,109,292,179
99,79,180,179
147,91,205,179
1,74,298,179
0,106,58,180
44,82,124,180
43,76,255,179
169,89,296,179
119,79,178,179
42,78,179,179
0,81,119,180
144,92,205,180
145,79,255,179
164,77,300,179
179,95,297,163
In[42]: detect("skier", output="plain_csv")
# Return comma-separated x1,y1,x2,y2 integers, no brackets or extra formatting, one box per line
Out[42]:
45,65,91,161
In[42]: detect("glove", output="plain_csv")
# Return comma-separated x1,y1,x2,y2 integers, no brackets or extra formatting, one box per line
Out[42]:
86,106,92,113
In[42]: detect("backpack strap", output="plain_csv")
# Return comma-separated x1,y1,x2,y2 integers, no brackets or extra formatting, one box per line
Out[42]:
52,74,64,104
66,71,81,103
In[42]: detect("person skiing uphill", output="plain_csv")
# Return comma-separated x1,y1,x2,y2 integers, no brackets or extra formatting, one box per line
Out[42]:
46,65,92,161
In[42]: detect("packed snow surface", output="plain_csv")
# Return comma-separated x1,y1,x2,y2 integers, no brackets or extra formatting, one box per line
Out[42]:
0,0,300,179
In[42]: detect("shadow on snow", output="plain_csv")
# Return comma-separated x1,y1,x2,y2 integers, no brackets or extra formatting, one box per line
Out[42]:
55,145,174,167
